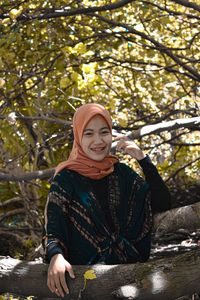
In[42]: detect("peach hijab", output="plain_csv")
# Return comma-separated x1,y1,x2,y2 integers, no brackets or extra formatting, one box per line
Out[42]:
55,103,119,179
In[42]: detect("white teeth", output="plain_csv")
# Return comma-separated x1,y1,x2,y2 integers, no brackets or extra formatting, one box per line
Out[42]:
91,148,104,151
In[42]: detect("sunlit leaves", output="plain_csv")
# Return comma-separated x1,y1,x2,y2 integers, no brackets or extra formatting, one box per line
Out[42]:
9,7,23,20
60,76,71,89
0,0,199,206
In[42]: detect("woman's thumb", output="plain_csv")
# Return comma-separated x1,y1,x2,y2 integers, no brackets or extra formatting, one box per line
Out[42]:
66,264,75,279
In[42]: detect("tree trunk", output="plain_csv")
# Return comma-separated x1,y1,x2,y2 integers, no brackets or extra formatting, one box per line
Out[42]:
153,201,200,237
1,248,200,300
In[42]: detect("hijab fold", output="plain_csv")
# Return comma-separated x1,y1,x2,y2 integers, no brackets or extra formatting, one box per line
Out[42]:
55,103,119,179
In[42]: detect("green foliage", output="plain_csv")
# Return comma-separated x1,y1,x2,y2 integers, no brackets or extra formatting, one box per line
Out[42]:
0,0,199,239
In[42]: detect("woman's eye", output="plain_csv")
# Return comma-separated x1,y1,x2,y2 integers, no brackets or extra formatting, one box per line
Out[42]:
84,132,93,136
102,130,109,134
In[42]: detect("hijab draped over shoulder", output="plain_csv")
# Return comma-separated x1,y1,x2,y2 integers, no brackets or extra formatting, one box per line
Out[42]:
55,103,119,179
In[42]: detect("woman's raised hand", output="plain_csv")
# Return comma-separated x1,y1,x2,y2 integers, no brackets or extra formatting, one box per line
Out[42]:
47,253,75,298
115,135,146,161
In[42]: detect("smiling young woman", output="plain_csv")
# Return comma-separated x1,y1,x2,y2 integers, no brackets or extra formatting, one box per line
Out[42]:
42,103,171,298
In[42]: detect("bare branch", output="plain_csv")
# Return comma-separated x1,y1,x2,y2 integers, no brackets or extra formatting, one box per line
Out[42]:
16,115,72,126
0,0,137,21
93,14,200,81
171,0,200,12
0,168,55,182
166,156,200,183
0,208,25,223
0,114,72,126
111,117,200,150
130,116,200,139
143,1,200,19
0,197,23,209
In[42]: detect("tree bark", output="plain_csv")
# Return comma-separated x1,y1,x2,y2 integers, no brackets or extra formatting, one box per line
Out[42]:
153,201,200,238
1,203,200,299
1,249,200,300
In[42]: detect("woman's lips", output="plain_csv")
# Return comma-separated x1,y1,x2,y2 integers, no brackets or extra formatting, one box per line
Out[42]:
90,147,105,154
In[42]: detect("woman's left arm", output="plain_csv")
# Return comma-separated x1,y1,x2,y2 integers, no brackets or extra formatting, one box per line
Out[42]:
115,137,171,213
137,155,171,213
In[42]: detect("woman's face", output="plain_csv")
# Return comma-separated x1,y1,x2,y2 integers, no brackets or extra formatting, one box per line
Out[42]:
81,115,112,161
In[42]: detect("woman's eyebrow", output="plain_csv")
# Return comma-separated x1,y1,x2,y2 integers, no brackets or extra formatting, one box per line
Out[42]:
83,128,93,132
84,126,109,132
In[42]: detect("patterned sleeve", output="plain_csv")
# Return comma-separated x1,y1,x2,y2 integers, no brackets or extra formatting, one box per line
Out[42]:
42,170,73,262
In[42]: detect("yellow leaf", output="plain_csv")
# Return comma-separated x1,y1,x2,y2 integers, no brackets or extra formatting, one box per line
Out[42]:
55,60,65,72
108,100,116,111
2,18,11,25
147,50,155,58
41,28,46,35
25,78,34,89
9,8,23,20
82,63,97,74
85,50,95,57
61,46,72,54
84,270,97,280
0,78,5,88
118,112,128,127
28,4,37,9
70,72,81,82
72,43,86,55
60,77,71,89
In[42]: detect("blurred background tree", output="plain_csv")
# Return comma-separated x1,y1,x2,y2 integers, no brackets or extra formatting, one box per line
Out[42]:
0,0,199,257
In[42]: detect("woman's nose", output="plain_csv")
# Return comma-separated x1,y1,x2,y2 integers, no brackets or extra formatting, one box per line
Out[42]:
94,134,103,143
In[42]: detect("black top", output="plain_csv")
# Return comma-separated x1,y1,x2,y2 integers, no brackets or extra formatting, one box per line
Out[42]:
46,155,171,261
90,155,171,232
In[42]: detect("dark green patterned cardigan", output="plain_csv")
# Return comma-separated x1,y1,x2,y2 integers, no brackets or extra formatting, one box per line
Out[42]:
43,162,152,265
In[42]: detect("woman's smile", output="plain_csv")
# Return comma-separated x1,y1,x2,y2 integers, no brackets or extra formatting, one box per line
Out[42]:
90,146,106,152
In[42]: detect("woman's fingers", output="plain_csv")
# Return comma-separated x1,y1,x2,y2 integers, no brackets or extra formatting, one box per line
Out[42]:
60,272,69,295
54,275,65,297
114,135,126,141
47,276,55,294
48,274,66,297
116,139,133,152
114,137,145,160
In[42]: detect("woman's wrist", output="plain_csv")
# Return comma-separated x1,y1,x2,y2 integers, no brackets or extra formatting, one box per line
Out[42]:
135,152,146,161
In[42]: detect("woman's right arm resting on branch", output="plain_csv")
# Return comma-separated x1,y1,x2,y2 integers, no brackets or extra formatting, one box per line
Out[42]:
43,173,75,297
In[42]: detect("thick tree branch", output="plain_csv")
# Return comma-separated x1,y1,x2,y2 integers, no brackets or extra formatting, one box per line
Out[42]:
130,117,200,139
171,0,200,12
0,168,55,182
1,248,200,300
0,0,137,20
